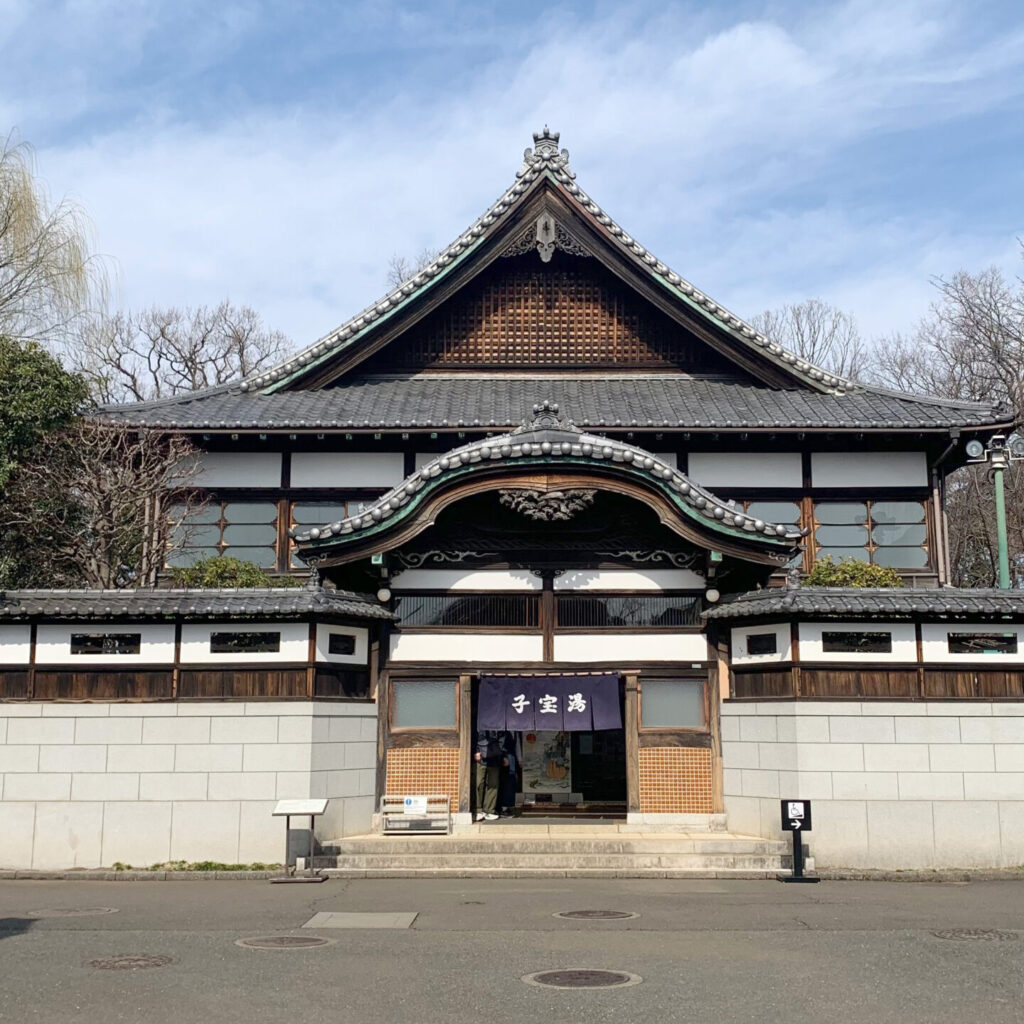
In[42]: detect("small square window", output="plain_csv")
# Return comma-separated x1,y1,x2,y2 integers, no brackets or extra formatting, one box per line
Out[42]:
746,632,778,656
328,633,356,656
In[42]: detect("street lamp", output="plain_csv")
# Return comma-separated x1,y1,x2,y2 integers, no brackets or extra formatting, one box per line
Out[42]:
965,435,1024,589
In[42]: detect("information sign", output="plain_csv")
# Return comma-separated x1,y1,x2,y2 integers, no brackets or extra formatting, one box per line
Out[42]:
403,795,428,815
780,799,812,832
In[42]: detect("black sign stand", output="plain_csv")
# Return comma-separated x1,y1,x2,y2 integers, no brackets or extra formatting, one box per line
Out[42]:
777,799,820,884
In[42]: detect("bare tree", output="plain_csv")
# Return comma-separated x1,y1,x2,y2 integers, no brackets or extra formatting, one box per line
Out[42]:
871,253,1024,587
750,299,868,380
1,422,205,588
74,301,294,403
0,134,108,349
386,247,438,289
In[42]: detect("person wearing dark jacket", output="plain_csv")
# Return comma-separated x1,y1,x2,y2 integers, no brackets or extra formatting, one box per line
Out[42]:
474,730,510,821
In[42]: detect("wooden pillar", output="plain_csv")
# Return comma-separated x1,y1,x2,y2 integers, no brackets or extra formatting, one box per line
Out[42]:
458,674,473,814
790,621,802,697
624,672,640,814
305,621,316,699
711,640,728,814
375,669,389,808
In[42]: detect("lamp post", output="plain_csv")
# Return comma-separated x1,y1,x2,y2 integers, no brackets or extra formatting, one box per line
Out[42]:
966,435,1024,589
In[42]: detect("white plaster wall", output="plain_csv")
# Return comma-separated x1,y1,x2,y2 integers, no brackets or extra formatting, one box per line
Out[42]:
290,452,405,488
179,622,309,664
731,623,792,665
811,451,927,488
722,700,1024,869
193,452,282,488
388,633,543,662
0,701,377,869
553,569,704,591
688,452,801,488
553,633,709,662
798,622,917,664
36,625,176,666
921,623,1024,664
0,627,31,664
315,625,369,665
392,569,541,591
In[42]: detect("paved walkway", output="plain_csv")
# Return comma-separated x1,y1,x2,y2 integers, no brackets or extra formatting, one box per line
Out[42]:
2,877,1019,1024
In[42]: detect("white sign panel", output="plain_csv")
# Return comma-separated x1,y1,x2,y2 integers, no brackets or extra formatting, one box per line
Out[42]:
402,796,428,815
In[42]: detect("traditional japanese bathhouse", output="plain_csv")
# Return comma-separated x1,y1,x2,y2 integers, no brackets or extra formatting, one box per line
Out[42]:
97,128,1013,829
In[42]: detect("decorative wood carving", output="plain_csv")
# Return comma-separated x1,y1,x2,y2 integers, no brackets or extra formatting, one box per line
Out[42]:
498,488,596,521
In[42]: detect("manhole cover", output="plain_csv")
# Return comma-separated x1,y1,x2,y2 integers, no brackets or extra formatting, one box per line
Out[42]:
932,929,1018,941
522,969,643,989
554,910,639,921
236,935,335,949
29,907,119,918
85,954,173,970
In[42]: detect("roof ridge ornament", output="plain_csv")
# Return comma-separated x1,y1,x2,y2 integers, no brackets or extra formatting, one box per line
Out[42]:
514,399,578,434
518,126,574,179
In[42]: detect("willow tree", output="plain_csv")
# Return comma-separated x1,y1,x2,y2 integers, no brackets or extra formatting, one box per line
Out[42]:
0,135,107,349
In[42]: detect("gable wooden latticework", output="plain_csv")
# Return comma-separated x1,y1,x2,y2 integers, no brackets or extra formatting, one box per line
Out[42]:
363,255,738,373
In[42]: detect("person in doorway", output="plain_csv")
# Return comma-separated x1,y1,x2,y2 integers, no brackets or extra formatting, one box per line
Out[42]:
498,732,520,817
474,730,509,821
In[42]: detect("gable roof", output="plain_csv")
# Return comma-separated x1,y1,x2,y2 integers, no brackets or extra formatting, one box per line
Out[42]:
240,127,849,395
95,128,1013,436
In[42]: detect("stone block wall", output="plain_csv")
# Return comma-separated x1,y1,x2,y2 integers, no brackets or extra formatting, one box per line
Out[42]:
0,701,377,869
721,701,1024,868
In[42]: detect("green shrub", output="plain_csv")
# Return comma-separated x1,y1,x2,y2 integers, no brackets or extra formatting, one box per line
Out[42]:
170,556,303,588
804,556,904,588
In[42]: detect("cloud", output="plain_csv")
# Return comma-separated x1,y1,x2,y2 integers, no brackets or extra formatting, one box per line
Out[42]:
5,0,1022,349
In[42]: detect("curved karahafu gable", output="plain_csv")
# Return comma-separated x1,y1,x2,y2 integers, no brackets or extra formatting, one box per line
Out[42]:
292,401,806,568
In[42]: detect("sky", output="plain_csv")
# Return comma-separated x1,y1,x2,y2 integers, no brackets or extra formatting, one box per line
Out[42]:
1,0,1022,351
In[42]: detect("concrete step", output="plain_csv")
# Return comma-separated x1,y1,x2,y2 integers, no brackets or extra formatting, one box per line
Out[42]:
309,831,803,878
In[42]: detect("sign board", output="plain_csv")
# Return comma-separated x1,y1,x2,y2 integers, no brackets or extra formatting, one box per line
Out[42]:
780,799,812,832
272,799,328,817
402,795,428,815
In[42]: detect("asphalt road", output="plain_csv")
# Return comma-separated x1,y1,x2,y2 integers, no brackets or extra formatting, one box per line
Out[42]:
0,878,1021,1024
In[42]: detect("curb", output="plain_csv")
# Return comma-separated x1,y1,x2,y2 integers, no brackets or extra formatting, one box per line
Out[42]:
0,869,287,881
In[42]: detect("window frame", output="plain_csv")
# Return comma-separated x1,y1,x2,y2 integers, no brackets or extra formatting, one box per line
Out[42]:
391,591,542,633
388,677,460,732
812,498,931,570
553,591,703,633
638,676,709,733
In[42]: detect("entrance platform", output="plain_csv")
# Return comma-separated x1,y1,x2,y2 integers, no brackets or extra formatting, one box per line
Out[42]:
315,826,798,878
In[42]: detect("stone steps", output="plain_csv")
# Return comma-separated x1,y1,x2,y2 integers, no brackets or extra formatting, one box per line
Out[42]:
311,831,800,879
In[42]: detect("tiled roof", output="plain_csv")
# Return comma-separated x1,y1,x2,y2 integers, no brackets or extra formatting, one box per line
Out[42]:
97,375,1009,431
704,587,1024,621
0,587,394,621
236,128,852,396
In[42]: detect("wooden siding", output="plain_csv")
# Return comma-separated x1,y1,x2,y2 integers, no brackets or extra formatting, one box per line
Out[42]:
177,668,307,699
365,257,737,371
313,666,371,699
732,665,1024,700
33,670,172,700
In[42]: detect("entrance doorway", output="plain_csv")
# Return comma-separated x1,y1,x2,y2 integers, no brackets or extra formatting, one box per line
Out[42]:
473,674,627,820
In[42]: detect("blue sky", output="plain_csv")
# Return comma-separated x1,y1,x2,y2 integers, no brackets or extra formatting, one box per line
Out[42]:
2,0,1022,348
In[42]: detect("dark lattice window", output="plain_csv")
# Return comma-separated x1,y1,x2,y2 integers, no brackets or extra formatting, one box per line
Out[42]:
821,631,892,654
556,594,701,628
70,633,142,655
393,593,541,628
947,632,1018,655
209,631,281,654
746,632,778,656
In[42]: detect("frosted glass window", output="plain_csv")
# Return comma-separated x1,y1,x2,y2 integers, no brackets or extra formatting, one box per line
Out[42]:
641,679,705,729
392,680,456,729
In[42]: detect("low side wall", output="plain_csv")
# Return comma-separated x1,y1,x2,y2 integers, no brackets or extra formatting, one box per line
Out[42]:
0,701,377,869
721,700,1024,869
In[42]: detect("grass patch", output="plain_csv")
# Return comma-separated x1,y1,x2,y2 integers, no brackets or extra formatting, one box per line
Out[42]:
111,861,280,872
